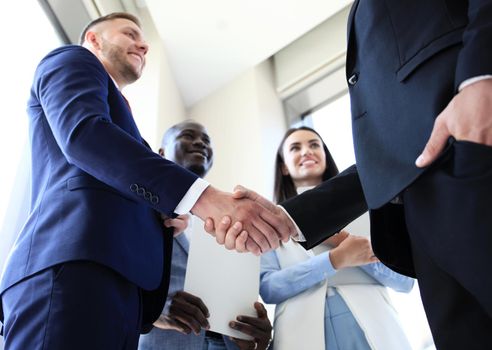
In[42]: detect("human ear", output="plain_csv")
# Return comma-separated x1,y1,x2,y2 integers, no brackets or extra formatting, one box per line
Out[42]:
158,148,165,157
85,31,101,50
281,163,289,176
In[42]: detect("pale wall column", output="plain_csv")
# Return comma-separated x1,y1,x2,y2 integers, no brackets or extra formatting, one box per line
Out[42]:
188,59,286,200
125,7,187,150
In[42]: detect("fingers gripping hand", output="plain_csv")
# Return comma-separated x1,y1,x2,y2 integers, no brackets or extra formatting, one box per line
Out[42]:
205,216,250,253
193,185,293,254
233,185,297,243
223,220,249,252
193,187,273,254
228,195,281,254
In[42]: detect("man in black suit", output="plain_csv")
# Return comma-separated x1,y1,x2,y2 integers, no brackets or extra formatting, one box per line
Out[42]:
221,1,492,348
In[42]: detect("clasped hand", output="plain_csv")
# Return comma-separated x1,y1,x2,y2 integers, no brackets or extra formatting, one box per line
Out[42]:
192,185,297,255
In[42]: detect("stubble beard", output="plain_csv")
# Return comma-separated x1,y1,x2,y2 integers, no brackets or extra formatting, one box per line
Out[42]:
102,40,141,84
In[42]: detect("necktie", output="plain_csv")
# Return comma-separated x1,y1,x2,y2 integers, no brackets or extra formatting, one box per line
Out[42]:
121,94,132,113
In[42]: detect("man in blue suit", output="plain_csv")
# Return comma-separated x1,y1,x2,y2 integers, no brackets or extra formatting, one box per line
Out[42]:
224,1,492,348
138,120,272,350
0,13,295,350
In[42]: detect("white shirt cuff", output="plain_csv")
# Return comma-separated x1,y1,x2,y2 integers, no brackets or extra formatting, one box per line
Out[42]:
458,75,492,91
174,178,209,215
278,205,306,242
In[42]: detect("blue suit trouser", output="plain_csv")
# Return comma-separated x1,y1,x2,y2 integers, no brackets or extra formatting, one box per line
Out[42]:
1,261,142,350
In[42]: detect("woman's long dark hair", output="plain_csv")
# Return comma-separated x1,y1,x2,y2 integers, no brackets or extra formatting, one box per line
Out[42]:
273,126,339,204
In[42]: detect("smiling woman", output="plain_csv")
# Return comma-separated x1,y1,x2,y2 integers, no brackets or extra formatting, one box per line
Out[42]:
0,2,60,303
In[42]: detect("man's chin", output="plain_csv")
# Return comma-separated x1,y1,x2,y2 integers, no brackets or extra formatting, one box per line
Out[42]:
122,66,141,84
186,163,207,177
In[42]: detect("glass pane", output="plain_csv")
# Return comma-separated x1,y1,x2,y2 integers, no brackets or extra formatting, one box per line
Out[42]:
311,93,355,171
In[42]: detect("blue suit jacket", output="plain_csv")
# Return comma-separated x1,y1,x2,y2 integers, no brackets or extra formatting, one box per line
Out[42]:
283,0,492,276
139,232,238,350
0,45,199,328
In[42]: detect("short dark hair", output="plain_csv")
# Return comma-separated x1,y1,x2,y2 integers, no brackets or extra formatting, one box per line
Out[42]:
79,12,141,45
161,119,201,149
273,126,339,203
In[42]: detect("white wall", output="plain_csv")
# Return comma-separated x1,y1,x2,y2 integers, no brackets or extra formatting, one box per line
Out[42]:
125,7,187,150
188,59,286,199
273,4,351,99
185,60,287,324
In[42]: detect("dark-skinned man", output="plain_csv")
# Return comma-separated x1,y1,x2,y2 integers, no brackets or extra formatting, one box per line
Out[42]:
139,120,272,350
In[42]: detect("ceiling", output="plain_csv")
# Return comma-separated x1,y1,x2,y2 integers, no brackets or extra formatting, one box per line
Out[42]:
143,0,352,107
41,0,352,108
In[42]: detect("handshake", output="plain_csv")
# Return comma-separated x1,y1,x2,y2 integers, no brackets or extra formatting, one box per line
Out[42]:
189,185,298,255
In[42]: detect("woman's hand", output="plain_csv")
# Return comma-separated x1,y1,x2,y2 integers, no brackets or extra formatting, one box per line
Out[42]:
328,230,379,269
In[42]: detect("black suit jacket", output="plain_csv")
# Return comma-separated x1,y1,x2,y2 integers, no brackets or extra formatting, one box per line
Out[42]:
283,0,492,277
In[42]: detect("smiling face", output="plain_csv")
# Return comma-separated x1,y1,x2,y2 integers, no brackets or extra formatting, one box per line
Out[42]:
84,17,148,88
160,122,214,178
281,129,327,187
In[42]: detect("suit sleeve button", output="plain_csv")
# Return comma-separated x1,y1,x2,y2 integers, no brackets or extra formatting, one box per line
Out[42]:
130,184,138,192
151,195,159,204
137,187,146,196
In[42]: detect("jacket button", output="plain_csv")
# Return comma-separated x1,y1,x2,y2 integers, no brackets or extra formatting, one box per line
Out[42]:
348,73,358,86
130,184,138,192
151,195,159,204
137,187,146,196
144,191,152,200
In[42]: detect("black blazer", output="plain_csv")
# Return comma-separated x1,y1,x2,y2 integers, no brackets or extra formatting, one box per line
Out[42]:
283,0,492,277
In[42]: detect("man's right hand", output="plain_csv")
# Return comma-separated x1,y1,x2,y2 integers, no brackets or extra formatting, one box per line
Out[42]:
153,291,210,335
192,186,297,255
416,79,492,167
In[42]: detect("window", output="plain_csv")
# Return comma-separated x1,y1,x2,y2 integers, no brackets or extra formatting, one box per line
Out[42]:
0,3,60,278
310,93,354,170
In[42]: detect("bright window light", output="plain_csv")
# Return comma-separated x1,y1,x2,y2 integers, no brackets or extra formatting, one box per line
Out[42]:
0,4,60,269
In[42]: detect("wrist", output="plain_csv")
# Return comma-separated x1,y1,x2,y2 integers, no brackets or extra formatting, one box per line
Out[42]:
190,185,216,219
329,249,344,270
